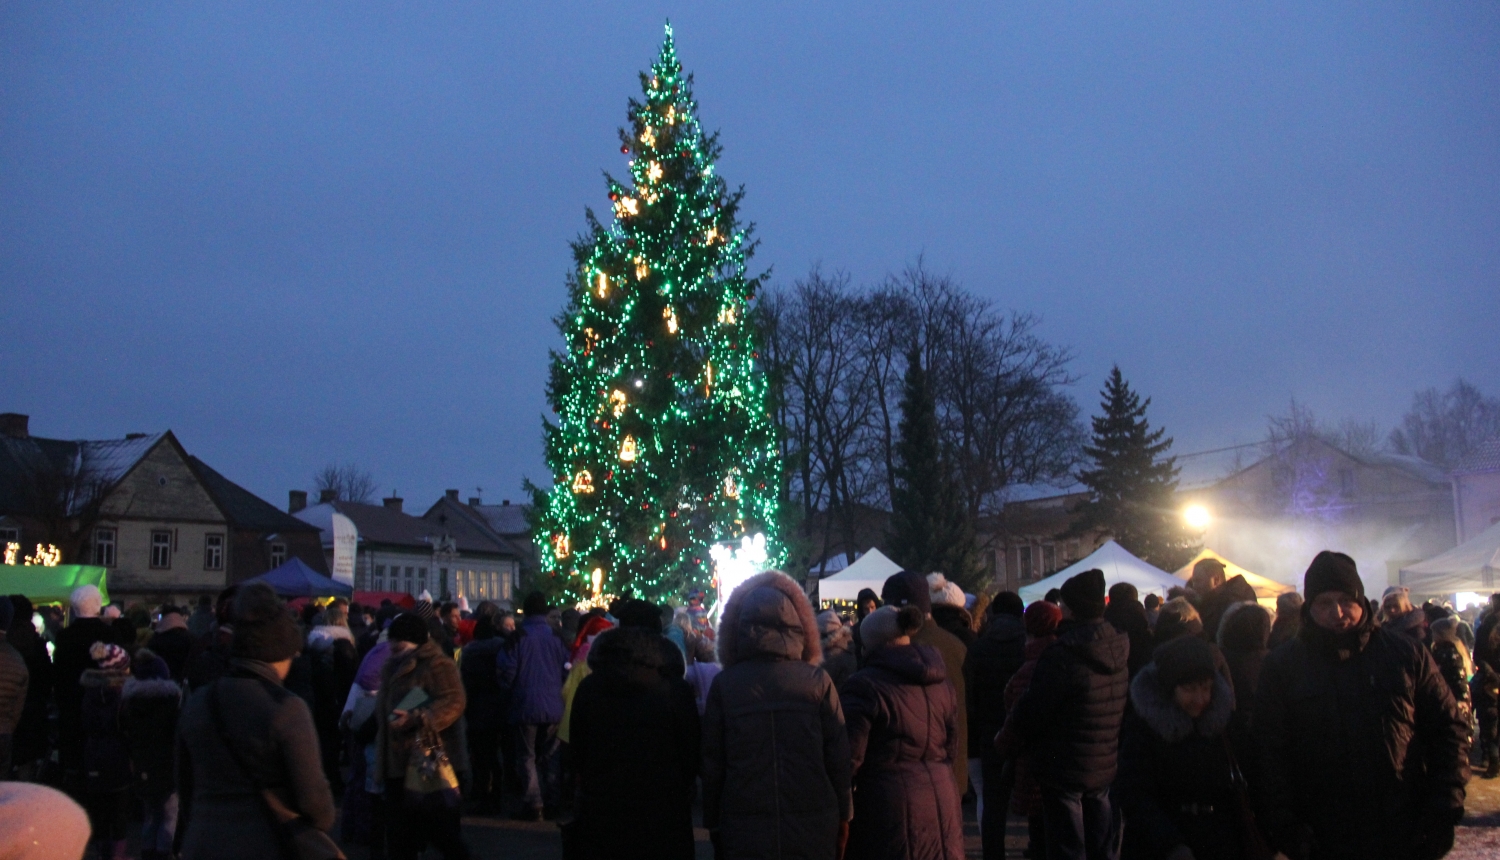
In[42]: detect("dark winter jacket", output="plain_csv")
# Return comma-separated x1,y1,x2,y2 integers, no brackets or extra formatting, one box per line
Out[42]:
80,667,132,793
120,676,183,802
460,635,508,733
1198,576,1259,643
1117,665,1245,860
147,625,196,682
175,659,336,860
496,616,569,725
843,643,964,860
912,620,969,792
1267,613,1301,651
703,572,852,860
306,627,357,748
376,639,469,782
964,613,1026,758
930,605,977,649
0,634,27,736
1104,597,1154,678
571,626,701,860
1008,618,1130,792
1430,641,1470,708
6,615,52,763
53,617,127,757
1255,610,1470,860
820,627,859,691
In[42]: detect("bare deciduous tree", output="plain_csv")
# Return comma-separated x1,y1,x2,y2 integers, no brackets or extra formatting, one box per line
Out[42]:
1389,379,1500,470
313,463,378,504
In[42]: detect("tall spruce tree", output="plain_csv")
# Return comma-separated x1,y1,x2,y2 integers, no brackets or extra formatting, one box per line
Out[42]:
1069,366,1195,570
531,26,783,604
887,346,980,586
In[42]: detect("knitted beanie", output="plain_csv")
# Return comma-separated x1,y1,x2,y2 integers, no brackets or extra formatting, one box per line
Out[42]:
1024,600,1062,638
1154,635,1217,693
131,649,171,681
1303,551,1363,603
859,605,924,653
231,583,304,663
1060,569,1107,620
89,641,130,672
387,613,430,646
881,571,932,616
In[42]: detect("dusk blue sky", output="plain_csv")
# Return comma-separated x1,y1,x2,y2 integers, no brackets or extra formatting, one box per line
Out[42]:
4,3,1497,508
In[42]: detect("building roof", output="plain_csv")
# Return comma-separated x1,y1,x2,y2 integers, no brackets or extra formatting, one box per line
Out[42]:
1452,437,1500,476
186,456,319,533
0,431,165,517
423,497,528,559
470,502,532,537
296,499,520,558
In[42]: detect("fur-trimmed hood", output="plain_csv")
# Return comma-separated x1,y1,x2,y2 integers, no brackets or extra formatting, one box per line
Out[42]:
307,624,356,651
716,570,822,668
79,667,128,691
121,676,183,703
1129,663,1234,744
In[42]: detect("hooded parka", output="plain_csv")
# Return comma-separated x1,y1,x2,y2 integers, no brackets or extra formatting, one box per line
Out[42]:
703,572,853,860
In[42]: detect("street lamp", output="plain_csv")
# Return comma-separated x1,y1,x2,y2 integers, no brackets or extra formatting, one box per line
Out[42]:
1183,504,1212,531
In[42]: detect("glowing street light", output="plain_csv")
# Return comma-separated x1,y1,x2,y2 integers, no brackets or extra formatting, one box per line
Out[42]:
1183,504,1212,531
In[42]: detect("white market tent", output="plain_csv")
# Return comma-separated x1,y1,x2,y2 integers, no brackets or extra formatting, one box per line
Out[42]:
1018,540,1181,604
1399,520,1500,595
1174,548,1294,608
816,548,904,602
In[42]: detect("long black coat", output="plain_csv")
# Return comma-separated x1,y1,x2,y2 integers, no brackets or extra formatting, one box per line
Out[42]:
570,627,701,860
1008,618,1130,792
1255,613,1469,860
1116,665,1245,860
120,676,182,802
964,613,1025,758
843,643,964,860
54,617,127,765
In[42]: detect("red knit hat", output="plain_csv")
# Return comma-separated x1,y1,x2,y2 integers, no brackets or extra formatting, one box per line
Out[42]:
1024,600,1062,638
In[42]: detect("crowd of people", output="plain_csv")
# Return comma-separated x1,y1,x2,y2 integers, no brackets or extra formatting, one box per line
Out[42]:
0,547,1495,860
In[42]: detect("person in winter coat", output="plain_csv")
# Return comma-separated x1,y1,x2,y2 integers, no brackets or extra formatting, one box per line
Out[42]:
1255,551,1469,860
818,610,858,690
1008,569,1129,860
460,615,510,813
928,574,977,648
1267,592,1303,650
146,604,195,681
1476,593,1500,779
0,597,28,778
703,570,853,860
559,613,616,745
306,603,358,791
965,591,1027,860
120,650,182,860
1217,603,1269,735
1116,636,1248,860
852,588,881,666
1195,572,1258,643
1379,586,1429,643
1429,615,1474,725
882,571,969,796
54,585,130,784
377,613,470,859
1103,583,1153,679
569,624,702,860
175,583,335,860
4,595,51,779
81,642,132,860
1154,598,1235,696
994,600,1063,860
843,605,965,860
496,591,570,820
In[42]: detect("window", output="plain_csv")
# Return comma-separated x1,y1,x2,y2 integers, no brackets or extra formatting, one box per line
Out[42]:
0,527,19,545
269,543,286,569
204,534,224,570
150,531,173,569
419,567,428,589
1042,544,1056,575
375,564,386,591
93,528,116,567
1338,468,1355,498
440,568,449,595
405,566,415,594
1017,545,1034,580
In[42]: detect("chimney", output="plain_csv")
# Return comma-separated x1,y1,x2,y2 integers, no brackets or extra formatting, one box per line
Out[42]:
288,490,307,514
318,489,337,504
502,499,511,506
468,497,482,506
445,489,459,501
383,496,404,514
0,414,30,439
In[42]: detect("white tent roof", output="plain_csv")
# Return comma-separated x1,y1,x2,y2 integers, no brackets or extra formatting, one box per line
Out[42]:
816,548,904,602
1399,520,1500,595
1018,540,1181,604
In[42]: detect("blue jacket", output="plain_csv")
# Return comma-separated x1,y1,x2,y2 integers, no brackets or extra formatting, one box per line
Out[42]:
496,617,569,725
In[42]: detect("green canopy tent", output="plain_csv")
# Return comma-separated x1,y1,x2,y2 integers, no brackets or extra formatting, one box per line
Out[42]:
0,564,110,605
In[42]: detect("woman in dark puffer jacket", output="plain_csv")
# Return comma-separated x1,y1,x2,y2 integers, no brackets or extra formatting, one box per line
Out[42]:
1116,636,1247,860
843,605,964,860
121,650,183,860
703,571,852,860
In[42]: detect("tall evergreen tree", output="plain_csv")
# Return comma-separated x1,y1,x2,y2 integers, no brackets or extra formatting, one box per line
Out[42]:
887,346,980,586
1069,366,1195,570
530,26,783,604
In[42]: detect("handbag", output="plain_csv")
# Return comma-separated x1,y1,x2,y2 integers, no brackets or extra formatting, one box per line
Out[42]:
208,680,346,860
403,723,461,811
1222,735,1275,860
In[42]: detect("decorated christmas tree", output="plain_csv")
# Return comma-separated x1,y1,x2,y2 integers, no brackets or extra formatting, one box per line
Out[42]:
531,25,783,605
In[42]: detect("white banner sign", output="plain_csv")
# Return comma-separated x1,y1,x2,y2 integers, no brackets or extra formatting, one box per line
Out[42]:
331,513,358,586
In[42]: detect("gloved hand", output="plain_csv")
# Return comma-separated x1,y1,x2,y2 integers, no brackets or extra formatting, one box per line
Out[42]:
1166,845,1195,860
837,820,850,860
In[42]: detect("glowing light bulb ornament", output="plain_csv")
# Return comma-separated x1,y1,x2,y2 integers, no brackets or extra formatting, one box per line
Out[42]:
619,435,638,463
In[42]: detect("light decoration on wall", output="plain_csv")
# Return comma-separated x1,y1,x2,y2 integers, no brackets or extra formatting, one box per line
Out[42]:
552,533,571,560
2,543,16,565
23,544,61,566
534,24,784,603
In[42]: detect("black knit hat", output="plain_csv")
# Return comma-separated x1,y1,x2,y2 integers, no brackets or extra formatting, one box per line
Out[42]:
387,613,430,646
1303,551,1363,602
523,591,550,617
881,571,932,616
1060,569,1107,620
231,583,304,663
1154,635,1216,693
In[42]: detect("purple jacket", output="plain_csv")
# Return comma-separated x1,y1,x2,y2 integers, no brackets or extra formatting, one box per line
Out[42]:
497,617,569,725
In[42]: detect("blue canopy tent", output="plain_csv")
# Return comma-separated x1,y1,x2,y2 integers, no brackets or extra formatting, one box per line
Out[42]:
244,557,352,599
